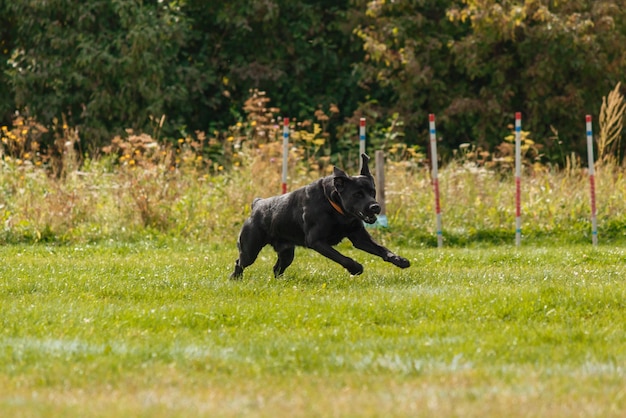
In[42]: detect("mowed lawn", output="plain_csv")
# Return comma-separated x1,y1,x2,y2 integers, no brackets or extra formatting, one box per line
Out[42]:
1,240,625,417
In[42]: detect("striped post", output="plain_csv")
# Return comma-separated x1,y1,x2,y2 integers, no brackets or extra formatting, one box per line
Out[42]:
359,117,366,170
515,112,522,247
586,115,598,245
281,118,289,194
429,114,443,248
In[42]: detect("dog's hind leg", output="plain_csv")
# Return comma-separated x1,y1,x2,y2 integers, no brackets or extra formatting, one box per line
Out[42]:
272,244,295,278
230,222,267,280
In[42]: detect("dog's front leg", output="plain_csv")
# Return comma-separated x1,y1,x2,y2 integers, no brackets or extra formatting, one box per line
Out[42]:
348,228,410,269
307,241,364,275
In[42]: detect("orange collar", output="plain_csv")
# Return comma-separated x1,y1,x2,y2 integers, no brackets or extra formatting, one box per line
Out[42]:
327,196,345,215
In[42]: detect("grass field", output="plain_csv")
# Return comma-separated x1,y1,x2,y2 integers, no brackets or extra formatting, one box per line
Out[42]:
1,239,625,417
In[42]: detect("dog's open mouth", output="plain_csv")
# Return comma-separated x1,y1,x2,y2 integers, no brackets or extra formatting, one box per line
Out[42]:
358,211,378,224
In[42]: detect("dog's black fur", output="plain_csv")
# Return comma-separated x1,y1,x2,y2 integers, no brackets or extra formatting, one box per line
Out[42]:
230,154,410,279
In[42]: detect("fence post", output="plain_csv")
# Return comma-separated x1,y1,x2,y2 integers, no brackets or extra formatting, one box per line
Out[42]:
375,150,388,227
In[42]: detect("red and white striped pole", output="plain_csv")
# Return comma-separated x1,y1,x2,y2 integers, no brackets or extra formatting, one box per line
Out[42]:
281,118,289,194
429,114,443,248
515,112,522,247
586,115,598,245
359,117,366,170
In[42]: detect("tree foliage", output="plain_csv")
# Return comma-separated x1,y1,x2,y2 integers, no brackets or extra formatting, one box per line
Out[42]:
1,0,625,161
351,0,469,152
353,0,626,158
4,0,189,149
447,0,626,156
183,0,362,132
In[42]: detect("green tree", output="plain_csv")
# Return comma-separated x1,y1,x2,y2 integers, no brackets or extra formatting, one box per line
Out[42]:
351,0,465,152
0,0,15,123
448,0,626,158
5,0,189,149
3,0,365,151
183,0,363,134
352,0,626,160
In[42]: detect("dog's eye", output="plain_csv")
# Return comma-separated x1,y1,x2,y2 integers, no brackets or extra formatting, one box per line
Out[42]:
354,191,364,198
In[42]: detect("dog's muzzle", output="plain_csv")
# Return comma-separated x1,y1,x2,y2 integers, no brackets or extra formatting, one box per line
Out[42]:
358,202,381,224
369,203,381,215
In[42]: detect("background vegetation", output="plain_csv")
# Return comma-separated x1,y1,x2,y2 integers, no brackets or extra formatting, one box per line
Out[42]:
1,94,625,246
1,0,626,246
1,0,625,160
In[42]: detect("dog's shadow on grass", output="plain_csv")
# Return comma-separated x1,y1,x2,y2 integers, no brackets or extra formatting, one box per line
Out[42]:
236,254,416,290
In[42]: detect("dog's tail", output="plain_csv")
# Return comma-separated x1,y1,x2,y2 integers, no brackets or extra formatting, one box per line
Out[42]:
251,197,262,209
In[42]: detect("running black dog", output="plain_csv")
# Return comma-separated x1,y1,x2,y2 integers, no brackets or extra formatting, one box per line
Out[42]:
230,154,410,279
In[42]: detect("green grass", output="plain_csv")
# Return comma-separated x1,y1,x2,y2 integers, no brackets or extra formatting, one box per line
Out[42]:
1,240,625,417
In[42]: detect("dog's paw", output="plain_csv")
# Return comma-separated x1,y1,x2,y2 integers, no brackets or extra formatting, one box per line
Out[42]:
230,264,244,280
390,255,410,269
347,261,364,276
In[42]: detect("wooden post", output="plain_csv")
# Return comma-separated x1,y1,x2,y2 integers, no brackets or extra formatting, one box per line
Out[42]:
375,150,388,227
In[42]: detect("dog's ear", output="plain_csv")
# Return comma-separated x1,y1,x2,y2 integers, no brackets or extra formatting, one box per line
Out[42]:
333,167,348,191
360,153,371,177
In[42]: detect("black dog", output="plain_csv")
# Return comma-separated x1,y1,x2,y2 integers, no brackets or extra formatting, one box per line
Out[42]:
230,154,410,279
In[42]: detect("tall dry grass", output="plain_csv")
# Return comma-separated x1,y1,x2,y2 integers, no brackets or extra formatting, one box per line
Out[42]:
598,82,625,164
1,90,625,246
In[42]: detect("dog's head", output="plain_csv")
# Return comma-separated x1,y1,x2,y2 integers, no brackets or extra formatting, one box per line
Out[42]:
331,154,380,224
